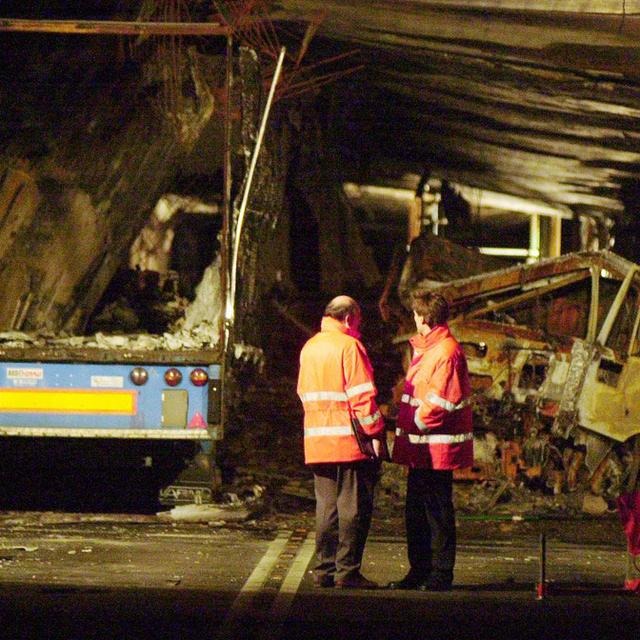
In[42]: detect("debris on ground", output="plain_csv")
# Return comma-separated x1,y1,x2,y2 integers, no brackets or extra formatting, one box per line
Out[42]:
158,503,253,524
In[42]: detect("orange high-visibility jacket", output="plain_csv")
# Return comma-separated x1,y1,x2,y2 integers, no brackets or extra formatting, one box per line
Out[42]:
392,324,473,470
298,316,385,464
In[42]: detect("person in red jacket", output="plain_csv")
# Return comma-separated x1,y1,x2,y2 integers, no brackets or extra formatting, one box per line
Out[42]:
388,291,473,591
298,295,385,589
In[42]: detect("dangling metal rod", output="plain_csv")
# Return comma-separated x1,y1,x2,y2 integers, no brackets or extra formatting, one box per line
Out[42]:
220,31,234,347
225,46,286,329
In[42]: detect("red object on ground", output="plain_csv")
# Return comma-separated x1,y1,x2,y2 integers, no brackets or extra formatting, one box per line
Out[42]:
624,579,640,593
618,491,640,555
618,491,640,593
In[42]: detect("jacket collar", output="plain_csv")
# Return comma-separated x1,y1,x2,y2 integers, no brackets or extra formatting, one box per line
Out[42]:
410,323,450,352
321,315,361,340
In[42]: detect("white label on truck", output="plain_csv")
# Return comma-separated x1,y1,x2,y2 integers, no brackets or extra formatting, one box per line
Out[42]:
7,367,43,380
91,375,124,388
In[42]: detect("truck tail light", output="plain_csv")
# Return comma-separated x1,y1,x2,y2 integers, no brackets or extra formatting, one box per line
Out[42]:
130,367,148,385
190,368,208,386
164,368,182,386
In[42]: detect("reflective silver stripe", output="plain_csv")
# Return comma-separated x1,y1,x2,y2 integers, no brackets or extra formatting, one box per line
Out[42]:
300,391,348,402
395,428,473,445
427,392,469,412
304,426,353,437
358,410,381,427
414,413,429,433
401,394,422,408
345,381,375,398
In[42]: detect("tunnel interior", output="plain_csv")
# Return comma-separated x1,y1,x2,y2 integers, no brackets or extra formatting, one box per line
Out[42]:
1,2,640,515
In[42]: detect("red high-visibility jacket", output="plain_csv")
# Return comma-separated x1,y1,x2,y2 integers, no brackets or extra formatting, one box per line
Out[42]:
298,316,385,464
392,324,473,470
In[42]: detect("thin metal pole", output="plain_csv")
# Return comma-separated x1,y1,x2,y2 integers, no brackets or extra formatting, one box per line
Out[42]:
221,33,234,349
536,532,547,600
226,46,286,327
219,33,234,440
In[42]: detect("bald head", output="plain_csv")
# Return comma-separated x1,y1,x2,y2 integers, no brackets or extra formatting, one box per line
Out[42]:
324,296,361,324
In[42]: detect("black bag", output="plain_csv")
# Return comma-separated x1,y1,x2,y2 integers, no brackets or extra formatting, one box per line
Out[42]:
350,415,390,461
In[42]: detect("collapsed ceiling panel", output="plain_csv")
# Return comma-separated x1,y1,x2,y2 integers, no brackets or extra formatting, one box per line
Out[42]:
272,1,640,227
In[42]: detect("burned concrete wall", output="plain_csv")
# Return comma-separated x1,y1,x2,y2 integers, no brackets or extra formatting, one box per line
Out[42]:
287,92,381,295
0,33,220,334
230,47,293,349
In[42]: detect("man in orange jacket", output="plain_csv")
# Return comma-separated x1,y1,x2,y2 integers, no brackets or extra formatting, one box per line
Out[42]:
388,291,473,591
298,295,385,589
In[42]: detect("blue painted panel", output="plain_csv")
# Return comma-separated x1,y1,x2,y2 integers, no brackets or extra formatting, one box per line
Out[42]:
0,362,216,431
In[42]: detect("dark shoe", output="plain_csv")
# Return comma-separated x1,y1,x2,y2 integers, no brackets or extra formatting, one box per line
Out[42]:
314,574,335,588
387,574,426,590
335,572,378,590
417,575,452,592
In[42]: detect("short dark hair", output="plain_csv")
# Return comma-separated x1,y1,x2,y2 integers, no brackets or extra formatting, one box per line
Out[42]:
411,291,449,326
324,297,360,322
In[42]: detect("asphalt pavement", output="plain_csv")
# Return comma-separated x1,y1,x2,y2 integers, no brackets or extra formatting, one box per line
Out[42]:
0,514,638,640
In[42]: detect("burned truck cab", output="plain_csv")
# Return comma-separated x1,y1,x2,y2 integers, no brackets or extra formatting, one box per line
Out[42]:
429,251,640,496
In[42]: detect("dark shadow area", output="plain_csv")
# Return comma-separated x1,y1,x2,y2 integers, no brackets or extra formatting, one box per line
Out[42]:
0,438,202,513
3,582,639,640
458,581,627,594
0,583,233,640
288,184,321,293
171,213,222,299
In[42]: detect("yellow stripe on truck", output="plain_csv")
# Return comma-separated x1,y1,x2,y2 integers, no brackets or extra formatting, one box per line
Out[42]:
0,389,137,415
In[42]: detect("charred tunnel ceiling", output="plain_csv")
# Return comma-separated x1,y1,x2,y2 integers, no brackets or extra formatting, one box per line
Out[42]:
2,1,640,233
272,0,640,228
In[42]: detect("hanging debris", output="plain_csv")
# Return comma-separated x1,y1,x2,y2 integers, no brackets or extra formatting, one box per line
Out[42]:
213,0,363,101
134,1,217,147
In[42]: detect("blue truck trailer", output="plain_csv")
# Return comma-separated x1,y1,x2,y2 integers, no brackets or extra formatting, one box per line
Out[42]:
0,344,224,505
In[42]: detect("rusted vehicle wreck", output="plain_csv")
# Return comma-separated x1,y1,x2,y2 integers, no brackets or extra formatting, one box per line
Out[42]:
417,251,640,503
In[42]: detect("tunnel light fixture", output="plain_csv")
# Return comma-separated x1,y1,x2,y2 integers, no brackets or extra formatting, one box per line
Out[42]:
477,247,530,257
342,182,439,204
451,183,572,219
343,182,414,201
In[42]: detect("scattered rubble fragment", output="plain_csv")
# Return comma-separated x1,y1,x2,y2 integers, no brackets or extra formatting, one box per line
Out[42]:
157,503,253,524
158,481,267,523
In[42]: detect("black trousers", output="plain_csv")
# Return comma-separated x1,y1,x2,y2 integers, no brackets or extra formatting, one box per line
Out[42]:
405,468,456,581
311,461,379,581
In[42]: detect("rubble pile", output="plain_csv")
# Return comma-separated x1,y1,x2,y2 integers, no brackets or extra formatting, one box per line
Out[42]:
0,322,220,352
0,250,225,352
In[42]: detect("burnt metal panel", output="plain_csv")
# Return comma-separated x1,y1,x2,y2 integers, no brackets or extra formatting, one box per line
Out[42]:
552,339,597,438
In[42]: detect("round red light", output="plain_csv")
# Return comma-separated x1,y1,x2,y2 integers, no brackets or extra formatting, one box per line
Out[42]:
164,368,182,386
130,367,148,385
190,368,209,386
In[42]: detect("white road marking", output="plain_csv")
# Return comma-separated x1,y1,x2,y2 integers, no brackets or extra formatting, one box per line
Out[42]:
216,530,290,638
216,530,316,640
254,535,316,640
268,537,315,620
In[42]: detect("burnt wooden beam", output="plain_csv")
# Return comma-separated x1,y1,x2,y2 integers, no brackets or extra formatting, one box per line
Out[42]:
433,250,636,306
0,18,230,36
